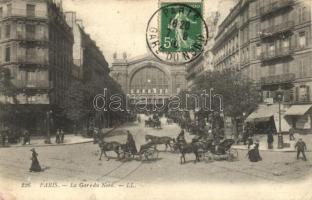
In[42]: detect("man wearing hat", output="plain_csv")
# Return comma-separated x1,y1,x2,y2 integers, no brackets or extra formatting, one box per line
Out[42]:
295,138,307,161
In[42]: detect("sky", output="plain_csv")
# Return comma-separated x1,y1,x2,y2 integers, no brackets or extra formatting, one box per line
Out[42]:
62,0,236,66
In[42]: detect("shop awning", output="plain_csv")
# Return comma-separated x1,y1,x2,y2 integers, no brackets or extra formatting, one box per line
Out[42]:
285,104,312,116
245,104,279,122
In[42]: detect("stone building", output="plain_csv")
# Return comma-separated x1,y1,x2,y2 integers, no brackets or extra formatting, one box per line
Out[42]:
65,11,123,129
212,0,312,132
110,54,187,111
0,0,73,133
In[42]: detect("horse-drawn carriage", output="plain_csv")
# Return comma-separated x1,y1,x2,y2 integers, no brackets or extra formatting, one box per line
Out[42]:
98,139,159,161
198,139,238,162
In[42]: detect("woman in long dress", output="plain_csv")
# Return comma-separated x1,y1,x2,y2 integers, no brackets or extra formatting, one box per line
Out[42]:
30,148,42,172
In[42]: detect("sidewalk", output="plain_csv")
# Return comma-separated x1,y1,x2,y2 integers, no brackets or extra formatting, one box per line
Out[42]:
3,128,115,148
232,133,312,152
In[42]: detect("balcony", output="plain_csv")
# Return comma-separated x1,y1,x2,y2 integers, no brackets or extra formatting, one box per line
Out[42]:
0,8,48,22
260,48,293,62
260,0,294,17
14,80,50,90
17,57,49,68
260,21,294,39
260,73,295,86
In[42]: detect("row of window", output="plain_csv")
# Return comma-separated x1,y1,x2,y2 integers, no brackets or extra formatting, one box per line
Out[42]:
263,85,310,103
130,88,169,95
0,4,36,18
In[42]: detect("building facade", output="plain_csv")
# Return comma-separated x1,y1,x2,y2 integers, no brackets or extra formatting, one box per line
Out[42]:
65,11,123,129
110,54,187,111
186,12,220,89
212,0,312,132
0,0,73,132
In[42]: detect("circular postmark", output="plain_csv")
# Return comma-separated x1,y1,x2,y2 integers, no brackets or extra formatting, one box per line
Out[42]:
146,3,208,65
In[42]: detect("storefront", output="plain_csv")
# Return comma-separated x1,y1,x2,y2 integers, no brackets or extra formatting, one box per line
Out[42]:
284,104,312,133
245,104,290,134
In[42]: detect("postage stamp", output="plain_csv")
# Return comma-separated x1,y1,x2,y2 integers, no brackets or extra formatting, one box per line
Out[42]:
146,1,208,65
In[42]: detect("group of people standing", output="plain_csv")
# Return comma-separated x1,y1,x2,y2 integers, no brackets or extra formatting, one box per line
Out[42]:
55,129,65,144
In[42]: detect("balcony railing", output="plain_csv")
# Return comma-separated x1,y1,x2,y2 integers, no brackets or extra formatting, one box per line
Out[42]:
14,80,50,89
260,48,293,62
0,8,48,20
260,0,294,17
260,73,295,86
260,21,294,39
17,57,49,66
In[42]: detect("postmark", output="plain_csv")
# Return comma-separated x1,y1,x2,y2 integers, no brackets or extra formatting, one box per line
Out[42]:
146,2,208,65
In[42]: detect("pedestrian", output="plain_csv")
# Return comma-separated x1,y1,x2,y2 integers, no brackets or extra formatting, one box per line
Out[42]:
55,129,60,144
295,138,307,161
23,129,30,145
60,129,64,143
289,127,295,141
267,127,274,149
248,140,262,162
29,148,42,172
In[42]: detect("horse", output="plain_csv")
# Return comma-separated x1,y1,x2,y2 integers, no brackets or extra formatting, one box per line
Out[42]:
98,140,122,161
175,140,210,164
145,134,174,151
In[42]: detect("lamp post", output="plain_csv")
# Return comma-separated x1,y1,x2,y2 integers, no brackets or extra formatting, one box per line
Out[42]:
45,110,52,144
276,87,284,149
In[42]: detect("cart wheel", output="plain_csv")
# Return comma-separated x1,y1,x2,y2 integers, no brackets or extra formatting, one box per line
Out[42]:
227,149,238,161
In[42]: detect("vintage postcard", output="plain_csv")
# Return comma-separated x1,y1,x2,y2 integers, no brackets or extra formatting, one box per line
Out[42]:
0,0,312,199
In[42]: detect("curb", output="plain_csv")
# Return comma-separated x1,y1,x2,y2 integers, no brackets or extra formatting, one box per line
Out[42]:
232,146,312,153
2,127,117,148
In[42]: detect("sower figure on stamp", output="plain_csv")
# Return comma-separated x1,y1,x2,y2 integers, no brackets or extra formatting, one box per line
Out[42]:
30,148,42,172
295,138,307,161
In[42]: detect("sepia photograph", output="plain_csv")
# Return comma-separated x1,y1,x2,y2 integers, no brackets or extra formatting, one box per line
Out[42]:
0,0,312,199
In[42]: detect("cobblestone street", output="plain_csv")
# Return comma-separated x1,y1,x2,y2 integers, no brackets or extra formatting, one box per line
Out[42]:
1,117,312,185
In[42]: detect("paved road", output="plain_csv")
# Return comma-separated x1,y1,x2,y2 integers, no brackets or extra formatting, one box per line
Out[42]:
0,116,312,187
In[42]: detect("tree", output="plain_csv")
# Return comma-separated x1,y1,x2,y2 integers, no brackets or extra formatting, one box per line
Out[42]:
192,69,259,138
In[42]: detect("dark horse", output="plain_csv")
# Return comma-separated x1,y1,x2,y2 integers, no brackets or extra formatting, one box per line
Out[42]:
175,140,210,164
153,120,161,129
98,140,122,161
145,134,174,151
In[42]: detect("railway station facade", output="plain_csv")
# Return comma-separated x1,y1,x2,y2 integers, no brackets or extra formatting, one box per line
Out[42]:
110,54,187,111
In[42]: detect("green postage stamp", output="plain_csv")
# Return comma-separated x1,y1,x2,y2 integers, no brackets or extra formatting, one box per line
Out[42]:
146,0,208,65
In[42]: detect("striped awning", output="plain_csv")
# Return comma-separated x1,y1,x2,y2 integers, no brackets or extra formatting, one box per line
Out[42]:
285,105,312,116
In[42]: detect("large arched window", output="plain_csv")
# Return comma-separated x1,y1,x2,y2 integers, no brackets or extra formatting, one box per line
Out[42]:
130,67,169,95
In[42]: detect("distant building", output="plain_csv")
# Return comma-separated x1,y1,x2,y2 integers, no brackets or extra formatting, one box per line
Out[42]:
212,0,312,132
110,54,187,111
186,12,220,89
0,0,73,133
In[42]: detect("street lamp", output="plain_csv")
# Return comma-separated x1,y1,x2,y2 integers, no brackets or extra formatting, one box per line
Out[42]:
276,87,284,149
45,110,52,144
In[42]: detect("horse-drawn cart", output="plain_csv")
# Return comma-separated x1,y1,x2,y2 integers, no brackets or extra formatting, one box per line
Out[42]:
198,139,238,162
122,142,159,161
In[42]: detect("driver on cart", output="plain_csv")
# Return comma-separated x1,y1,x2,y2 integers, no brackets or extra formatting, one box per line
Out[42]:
177,129,186,144
126,130,137,154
